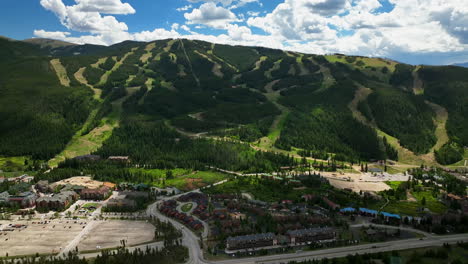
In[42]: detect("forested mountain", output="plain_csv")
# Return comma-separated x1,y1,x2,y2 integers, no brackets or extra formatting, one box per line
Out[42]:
0,36,467,169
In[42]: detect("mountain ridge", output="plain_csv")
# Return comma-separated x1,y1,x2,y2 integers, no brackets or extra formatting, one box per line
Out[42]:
0,37,466,169
453,62,468,68
23,38,77,49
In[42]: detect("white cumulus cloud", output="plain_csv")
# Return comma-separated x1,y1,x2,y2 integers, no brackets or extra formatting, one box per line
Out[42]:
184,2,240,29
34,0,468,65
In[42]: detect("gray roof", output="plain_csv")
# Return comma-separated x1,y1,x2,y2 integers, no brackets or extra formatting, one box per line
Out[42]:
37,191,76,203
36,180,49,185
287,227,334,237
0,191,10,200
227,233,275,243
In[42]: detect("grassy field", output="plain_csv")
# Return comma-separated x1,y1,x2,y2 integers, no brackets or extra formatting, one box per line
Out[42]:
324,55,397,72
203,177,318,203
0,156,26,167
448,149,468,167
0,156,28,175
162,171,228,191
382,189,447,216
50,59,70,87
82,203,100,209
383,201,447,216
48,85,141,167
98,50,136,86
181,203,193,213
385,181,405,190
74,67,103,100
128,169,228,191
128,168,191,178
91,57,107,68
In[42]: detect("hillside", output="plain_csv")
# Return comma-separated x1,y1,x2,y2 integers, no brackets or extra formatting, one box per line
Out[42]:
23,38,76,49
0,37,467,170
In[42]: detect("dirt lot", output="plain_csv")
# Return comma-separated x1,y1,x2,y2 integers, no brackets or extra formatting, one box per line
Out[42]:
321,171,409,193
77,220,155,252
53,176,105,189
328,179,391,193
0,220,86,256
0,220,155,257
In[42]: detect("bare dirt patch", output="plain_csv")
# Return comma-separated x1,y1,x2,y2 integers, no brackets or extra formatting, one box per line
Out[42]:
54,176,106,189
185,178,203,190
412,66,424,95
140,53,152,64
348,84,373,125
426,101,449,151
145,42,156,52
74,67,102,99
323,171,409,193
50,59,70,87
91,57,107,69
0,220,87,256
0,220,154,257
328,178,391,193
296,55,310,76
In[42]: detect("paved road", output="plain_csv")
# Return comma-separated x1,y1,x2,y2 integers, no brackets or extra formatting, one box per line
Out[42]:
58,220,98,257
246,234,468,264
58,192,118,257
147,202,204,264
350,223,434,238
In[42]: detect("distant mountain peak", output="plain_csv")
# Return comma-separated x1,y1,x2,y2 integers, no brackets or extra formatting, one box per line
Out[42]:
0,35,14,41
23,38,77,49
453,62,468,68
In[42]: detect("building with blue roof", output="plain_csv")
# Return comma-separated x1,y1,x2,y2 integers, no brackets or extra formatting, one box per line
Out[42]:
381,212,401,219
359,208,378,215
340,207,356,213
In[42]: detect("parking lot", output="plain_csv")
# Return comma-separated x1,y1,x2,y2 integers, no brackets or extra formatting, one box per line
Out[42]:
0,219,155,257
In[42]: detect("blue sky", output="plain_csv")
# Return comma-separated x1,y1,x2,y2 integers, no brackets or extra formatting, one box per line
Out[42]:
1,0,467,65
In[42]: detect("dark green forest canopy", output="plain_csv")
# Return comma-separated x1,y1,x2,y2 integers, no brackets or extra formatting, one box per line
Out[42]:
0,39,94,159
418,66,468,147
277,80,385,161
366,86,436,154
0,37,467,166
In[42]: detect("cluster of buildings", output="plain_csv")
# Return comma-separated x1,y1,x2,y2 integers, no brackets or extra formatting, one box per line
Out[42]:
178,193,209,220
159,199,204,230
207,193,333,237
36,191,78,211
80,186,112,200
226,227,336,252
340,207,401,220
0,191,36,208
35,181,113,212
106,191,151,211
0,177,115,213
0,174,34,184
